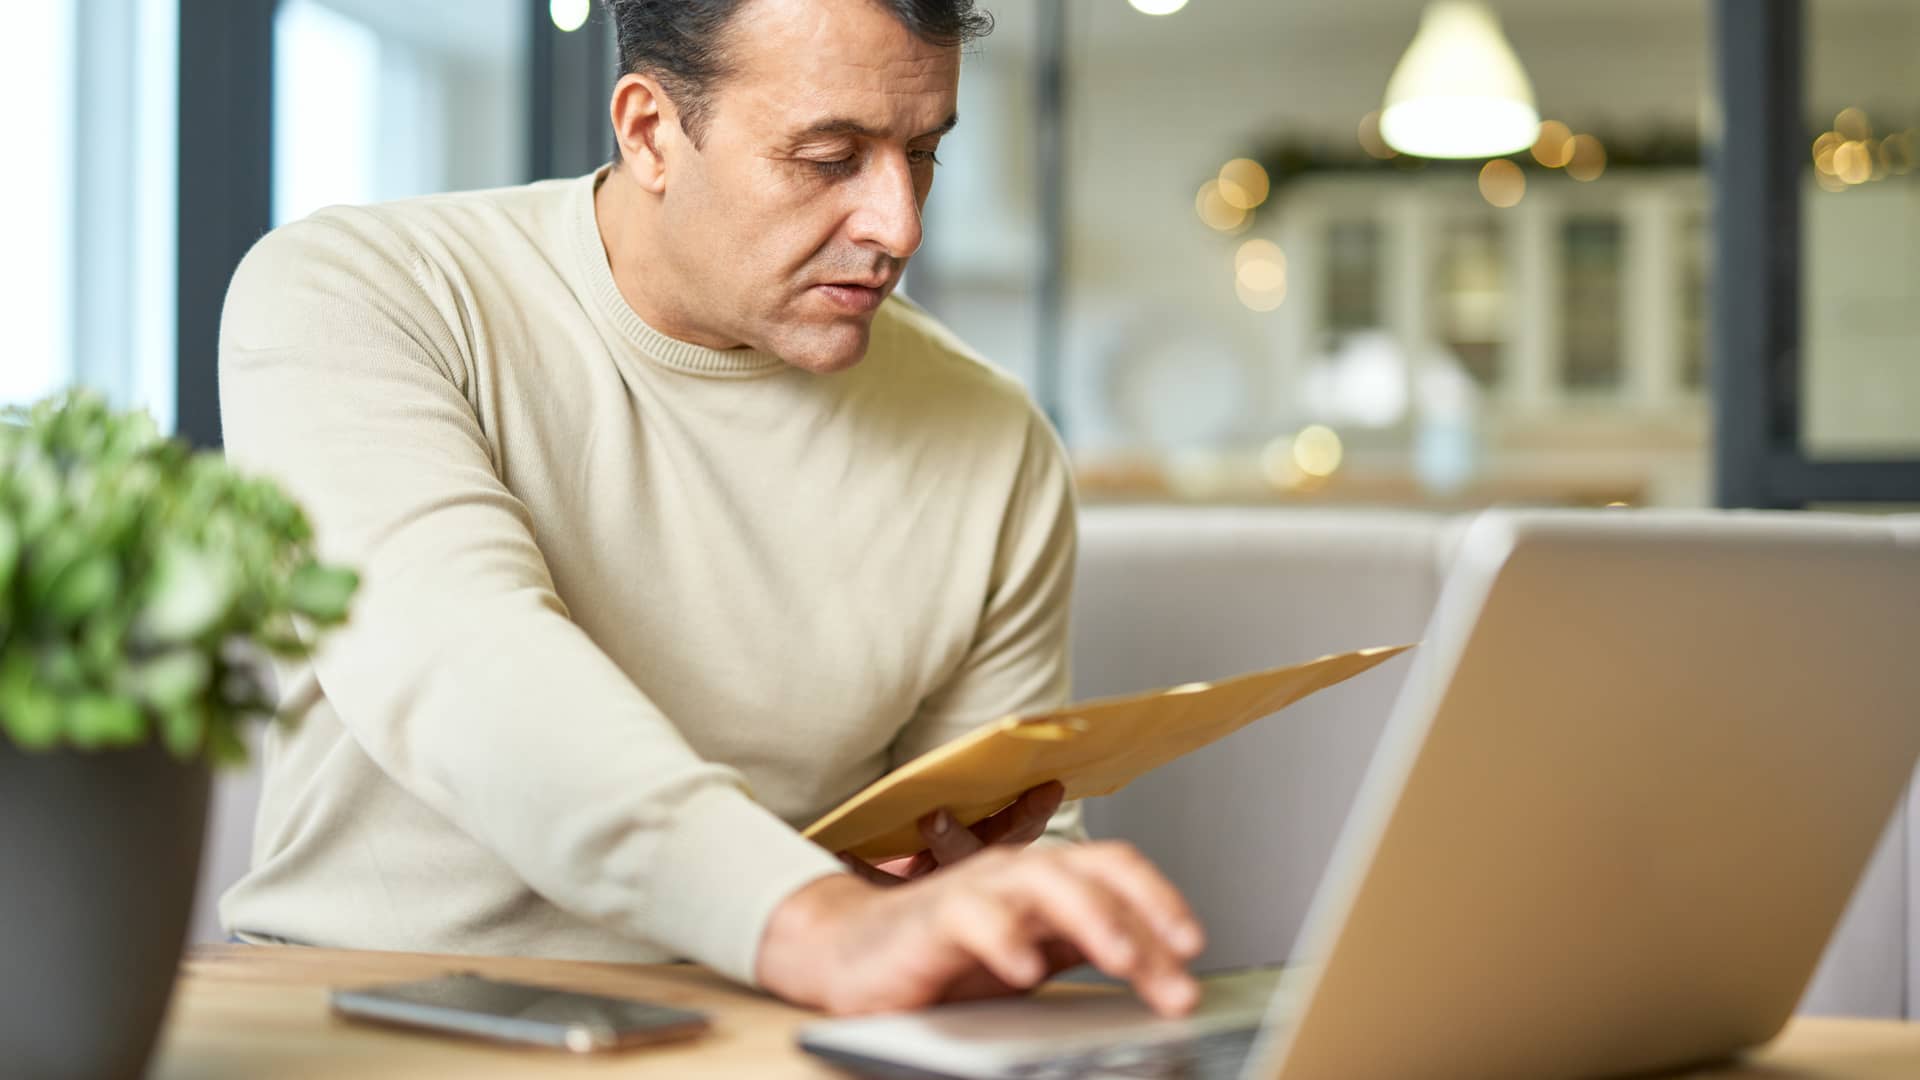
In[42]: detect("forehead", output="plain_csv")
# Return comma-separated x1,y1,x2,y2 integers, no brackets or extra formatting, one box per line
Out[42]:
716,0,962,137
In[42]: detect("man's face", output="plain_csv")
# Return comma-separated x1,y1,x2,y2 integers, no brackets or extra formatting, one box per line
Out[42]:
648,0,961,373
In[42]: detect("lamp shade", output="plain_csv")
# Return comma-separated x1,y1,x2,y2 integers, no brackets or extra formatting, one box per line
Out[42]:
1380,1,1540,159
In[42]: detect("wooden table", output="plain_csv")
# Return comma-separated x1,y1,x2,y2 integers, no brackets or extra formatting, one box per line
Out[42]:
151,945,1920,1078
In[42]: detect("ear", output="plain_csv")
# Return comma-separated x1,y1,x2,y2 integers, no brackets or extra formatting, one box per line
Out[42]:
609,73,681,195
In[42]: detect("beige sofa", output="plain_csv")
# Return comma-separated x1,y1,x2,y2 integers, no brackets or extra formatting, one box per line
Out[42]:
191,506,1917,1018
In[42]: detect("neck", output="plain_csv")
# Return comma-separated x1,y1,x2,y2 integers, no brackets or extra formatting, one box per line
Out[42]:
593,166,745,351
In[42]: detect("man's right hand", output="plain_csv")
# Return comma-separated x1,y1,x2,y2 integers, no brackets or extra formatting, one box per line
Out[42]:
755,841,1206,1017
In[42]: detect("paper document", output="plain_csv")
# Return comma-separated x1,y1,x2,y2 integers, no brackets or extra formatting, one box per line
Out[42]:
804,644,1415,860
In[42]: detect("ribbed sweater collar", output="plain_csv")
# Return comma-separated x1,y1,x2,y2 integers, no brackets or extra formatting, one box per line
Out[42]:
571,168,787,380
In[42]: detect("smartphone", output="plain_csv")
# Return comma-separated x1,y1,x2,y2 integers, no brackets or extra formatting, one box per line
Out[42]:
329,972,712,1053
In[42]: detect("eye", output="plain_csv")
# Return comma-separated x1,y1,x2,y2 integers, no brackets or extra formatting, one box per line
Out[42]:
807,156,858,177
909,149,943,167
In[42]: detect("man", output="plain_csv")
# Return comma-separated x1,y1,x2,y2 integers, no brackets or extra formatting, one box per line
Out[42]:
218,0,1203,1017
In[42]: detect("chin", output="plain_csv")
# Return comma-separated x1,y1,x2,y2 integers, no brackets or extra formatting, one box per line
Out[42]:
776,323,874,374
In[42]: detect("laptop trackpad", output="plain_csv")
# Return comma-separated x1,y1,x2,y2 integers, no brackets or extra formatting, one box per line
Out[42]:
796,966,1286,1078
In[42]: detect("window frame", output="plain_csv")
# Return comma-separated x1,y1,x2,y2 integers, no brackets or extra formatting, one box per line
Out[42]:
1711,0,1920,508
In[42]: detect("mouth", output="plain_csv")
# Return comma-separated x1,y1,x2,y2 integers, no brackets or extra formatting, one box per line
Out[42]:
811,280,891,315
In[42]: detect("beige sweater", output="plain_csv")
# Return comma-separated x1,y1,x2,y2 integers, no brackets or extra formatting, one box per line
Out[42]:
216,169,1081,985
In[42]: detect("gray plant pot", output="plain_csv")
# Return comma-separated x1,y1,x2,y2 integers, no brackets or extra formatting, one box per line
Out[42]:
0,741,211,1080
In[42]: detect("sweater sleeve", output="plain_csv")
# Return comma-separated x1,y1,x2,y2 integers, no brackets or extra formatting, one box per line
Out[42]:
217,212,844,985
888,402,1088,847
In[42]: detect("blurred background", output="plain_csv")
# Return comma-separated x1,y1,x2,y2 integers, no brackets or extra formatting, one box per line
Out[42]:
5,0,1916,511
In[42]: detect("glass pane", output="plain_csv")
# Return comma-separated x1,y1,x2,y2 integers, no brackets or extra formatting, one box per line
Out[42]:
910,9,1042,393
1801,2,1920,457
1560,215,1623,392
5,0,177,429
1327,220,1383,334
1437,214,1507,390
1680,210,1710,392
273,0,528,226
3,0,76,407
127,0,180,432
1044,1,1720,503
900,2,1716,507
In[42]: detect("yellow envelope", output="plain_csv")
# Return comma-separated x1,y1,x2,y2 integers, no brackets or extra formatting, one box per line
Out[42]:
804,643,1416,860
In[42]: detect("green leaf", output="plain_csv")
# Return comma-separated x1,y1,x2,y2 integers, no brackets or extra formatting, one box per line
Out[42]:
132,650,212,710
203,715,248,766
12,450,62,541
63,694,144,750
0,657,59,750
0,510,18,596
158,703,205,759
138,542,237,643
39,644,85,693
286,563,359,624
43,553,121,625
79,611,129,679
22,523,88,617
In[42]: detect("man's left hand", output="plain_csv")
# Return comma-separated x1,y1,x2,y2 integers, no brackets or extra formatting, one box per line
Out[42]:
839,780,1066,886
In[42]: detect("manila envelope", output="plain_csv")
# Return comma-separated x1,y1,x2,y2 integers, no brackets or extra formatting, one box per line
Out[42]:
804,643,1415,860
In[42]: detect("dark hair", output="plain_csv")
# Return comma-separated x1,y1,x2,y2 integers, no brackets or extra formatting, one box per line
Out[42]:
604,0,992,147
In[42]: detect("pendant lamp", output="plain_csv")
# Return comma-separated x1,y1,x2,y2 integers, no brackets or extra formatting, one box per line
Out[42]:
1380,1,1540,159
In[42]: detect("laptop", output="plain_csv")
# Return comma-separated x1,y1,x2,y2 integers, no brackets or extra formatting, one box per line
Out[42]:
799,510,1920,1080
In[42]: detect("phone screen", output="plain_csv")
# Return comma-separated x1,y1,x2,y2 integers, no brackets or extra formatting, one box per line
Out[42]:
331,972,711,1052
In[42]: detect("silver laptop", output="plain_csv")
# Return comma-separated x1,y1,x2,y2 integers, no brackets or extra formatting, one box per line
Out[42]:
799,510,1920,1080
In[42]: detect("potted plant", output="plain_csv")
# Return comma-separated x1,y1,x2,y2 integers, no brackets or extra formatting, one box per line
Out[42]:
0,391,358,1080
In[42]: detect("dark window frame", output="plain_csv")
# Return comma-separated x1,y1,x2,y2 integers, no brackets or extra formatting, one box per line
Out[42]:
528,0,617,181
1711,0,1920,508
175,0,275,449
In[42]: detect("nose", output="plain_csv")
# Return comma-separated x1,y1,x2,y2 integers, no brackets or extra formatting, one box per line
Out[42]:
846,151,924,261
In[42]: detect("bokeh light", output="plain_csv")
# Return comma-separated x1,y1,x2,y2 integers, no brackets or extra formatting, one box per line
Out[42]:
1478,159,1526,208
1292,425,1344,478
1888,132,1916,176
1234,237,1287,312
1812,121,1915,191
1235,277,1286,312
1835,140,1872,185
1217,159,1271,211
1565,134,1607,182
1835,106,1872,142
1530,120,1573,167
1261,436,1304,490
1195,180,1249,232
1236,259,1287,294
1128,0,1189,13
1234,238,1285,273
1357,112,1396,160
1813,131,1841,176
549,0,589,32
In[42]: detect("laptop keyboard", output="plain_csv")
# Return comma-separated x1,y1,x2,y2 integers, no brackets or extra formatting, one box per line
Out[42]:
1001,1026,1260,1079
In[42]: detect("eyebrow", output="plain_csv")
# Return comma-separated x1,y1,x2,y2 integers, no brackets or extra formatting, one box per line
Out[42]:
790,113,959,143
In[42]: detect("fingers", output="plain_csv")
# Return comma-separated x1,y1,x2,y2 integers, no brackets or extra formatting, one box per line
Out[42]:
872,854,922,879
973,781,1066,847
920,781,1068,867
839,853,910,887
937,887,1048,990
1062,842,1206,959
810,846,1203,1019
982,852,1199,1017
919,806,986,865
